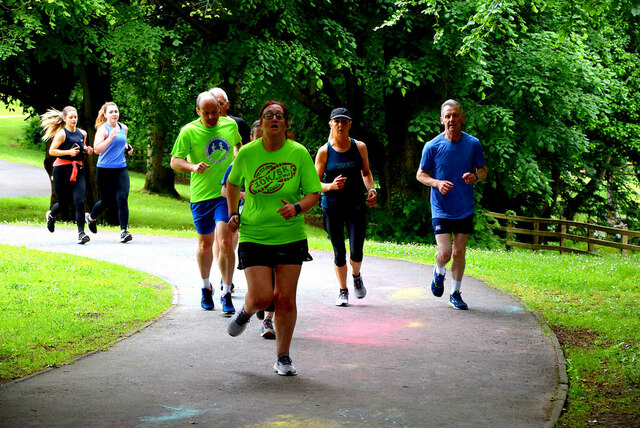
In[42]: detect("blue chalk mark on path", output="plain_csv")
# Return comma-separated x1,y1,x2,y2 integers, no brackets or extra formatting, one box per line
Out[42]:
140,405,208,424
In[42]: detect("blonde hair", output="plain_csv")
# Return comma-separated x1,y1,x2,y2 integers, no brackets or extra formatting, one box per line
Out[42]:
40,106,76,141
95,101,118,129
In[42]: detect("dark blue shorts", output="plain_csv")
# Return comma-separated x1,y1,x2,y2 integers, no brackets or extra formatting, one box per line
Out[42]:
432,215,475,235
190,197,230,235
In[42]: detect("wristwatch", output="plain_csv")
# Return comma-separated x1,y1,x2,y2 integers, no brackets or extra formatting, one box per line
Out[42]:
294,203,302,215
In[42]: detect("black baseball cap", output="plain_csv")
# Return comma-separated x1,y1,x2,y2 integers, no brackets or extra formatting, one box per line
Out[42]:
329,107,351,121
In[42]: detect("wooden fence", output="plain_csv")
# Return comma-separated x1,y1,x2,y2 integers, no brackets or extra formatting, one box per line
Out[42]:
483,212,640,255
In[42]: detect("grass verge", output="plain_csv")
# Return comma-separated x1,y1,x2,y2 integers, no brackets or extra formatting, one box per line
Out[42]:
0,244,173,383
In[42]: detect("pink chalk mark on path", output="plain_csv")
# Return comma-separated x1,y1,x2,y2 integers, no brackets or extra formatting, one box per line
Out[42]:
302,317,421,346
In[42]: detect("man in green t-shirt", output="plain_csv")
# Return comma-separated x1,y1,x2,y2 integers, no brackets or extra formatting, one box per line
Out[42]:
170,91,242,315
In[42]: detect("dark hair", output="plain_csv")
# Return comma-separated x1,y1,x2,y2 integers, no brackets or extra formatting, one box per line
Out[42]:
258,101,295,139
259,101,289,123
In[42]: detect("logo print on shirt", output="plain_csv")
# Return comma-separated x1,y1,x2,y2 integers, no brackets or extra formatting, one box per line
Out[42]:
206,137,231,164
249,163,297,194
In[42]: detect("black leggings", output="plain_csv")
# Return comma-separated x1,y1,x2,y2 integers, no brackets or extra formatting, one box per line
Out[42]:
51,164,86,233
91,167,130,230
322,204,367,267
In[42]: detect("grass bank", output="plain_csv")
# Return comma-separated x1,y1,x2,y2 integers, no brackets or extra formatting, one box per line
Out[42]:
0,244,173,383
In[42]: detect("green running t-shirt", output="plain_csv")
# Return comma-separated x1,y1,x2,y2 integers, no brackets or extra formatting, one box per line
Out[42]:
228,138,322,245
171,117,241,202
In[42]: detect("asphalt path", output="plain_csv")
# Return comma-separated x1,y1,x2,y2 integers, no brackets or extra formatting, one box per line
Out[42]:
0,160,566,427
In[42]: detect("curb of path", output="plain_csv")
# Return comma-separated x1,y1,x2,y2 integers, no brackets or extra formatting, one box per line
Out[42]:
479,277,568,428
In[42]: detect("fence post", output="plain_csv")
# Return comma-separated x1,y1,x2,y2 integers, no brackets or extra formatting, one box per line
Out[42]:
506,215,514,248
588,222,595,254
560,217,566,254
622,226,629,256
533,220,539,251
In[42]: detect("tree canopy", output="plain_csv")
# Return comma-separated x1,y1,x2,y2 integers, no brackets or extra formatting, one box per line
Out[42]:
2,0,639,238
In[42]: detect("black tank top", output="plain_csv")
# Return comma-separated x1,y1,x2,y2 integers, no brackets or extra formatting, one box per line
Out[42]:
58,128,84,161
320,138,366,209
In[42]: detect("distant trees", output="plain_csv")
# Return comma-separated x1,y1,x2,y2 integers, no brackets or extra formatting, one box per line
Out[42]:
2,0,639,236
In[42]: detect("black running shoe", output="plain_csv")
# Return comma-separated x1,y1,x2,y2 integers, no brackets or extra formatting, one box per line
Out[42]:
85,213,97,234
120,230,132,243
46,211,55,233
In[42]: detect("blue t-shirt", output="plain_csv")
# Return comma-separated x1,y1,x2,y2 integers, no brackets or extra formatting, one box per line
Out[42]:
419,132,486,219
97,122,127,168
221,163,244,210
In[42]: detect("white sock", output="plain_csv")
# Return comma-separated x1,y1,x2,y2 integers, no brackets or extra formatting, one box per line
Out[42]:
202,278,211,290
435,265,446,275
222,283,232,295
451,280,462,293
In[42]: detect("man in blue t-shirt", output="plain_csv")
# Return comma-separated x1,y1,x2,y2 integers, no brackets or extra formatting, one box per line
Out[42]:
416,100,488,310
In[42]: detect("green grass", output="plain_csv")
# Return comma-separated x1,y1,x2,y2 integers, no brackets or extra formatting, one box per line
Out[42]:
0,244,173,383
1,112,639,426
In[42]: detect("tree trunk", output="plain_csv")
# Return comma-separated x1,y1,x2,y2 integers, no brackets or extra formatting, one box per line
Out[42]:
77,63,118,225
144,113,179,197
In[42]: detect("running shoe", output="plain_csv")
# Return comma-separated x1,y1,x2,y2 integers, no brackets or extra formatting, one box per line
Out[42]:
220,283,235,293
274,354,297,376
45,210,55,233
353,274,367,299
201,287,214,310
431,268,445,297
449,291,468,310
256,310,265,320
261,318,276,339
77,232,90,245
120,230,132,243
335,289,349,307
220,293,236,316
85,213,97,234
227,306,251,336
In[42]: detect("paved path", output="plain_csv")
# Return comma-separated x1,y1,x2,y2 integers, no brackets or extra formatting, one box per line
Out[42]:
0,159,51,198
0,161,565,427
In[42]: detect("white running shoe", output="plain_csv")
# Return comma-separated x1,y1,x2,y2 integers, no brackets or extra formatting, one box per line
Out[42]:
274,354,297,376
335,289,349,307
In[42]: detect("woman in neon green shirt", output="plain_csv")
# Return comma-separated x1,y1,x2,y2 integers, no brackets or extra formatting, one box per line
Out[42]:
226,101,321,376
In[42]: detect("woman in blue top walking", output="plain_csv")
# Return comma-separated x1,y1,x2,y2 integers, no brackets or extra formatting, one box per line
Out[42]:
314,107,377,307
85,101,134,243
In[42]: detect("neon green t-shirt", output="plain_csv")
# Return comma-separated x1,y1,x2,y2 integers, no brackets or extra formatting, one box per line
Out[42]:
171,116,241,202
228,138,322,245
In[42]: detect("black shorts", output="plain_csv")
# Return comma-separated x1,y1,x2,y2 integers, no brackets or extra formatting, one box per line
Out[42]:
432,215,475,235
237,239,313,269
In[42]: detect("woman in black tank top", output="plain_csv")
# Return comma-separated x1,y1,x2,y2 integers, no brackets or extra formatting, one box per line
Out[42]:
40,106,94,244
314,107,377,307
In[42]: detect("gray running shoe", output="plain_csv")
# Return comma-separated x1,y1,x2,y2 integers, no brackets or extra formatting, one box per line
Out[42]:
46,211,55,233
77,232,90,245
335,289,349,307
353,274,367,299
227,306,251,337
274,354,297,376
85,213,97,234
120,230,132,243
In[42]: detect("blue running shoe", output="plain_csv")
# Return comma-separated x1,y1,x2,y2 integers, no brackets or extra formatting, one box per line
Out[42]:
220,293,235,316
449,291,468,310
431,269,445,297
201,287,214,310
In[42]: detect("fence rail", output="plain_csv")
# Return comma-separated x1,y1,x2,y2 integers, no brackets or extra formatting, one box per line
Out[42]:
483,212,640,255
